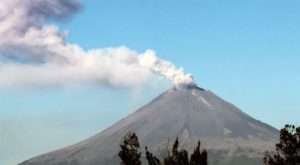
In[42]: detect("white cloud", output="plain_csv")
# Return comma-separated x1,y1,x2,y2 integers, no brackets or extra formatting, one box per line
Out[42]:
0,0,196,89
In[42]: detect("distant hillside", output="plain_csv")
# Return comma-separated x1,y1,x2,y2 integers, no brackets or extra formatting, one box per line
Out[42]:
20,86,278,165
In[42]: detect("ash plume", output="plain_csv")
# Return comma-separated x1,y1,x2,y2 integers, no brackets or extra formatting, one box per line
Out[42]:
0,0,196,89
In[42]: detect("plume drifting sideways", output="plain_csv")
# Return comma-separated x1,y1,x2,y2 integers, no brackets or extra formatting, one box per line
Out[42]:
0,0,196,89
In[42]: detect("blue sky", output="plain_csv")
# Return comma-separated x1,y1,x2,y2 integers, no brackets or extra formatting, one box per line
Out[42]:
58,0,300,126
1,0,300,164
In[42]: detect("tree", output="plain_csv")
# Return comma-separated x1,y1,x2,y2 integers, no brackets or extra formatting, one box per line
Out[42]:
190,141,207,165
163,138,191,165
145,146,161,165
118,132,142,165
119,133,208,165
263,124,300,165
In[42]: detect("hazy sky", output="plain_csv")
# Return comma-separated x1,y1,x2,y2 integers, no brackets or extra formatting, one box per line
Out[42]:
1,0,300,164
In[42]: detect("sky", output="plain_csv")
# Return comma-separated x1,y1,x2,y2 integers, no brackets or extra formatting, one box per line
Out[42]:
1,0,300,164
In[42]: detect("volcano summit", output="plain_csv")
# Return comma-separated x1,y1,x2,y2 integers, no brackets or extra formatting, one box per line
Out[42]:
20,86,278,165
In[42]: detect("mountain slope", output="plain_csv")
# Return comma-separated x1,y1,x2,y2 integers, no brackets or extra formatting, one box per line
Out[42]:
20,86,278,165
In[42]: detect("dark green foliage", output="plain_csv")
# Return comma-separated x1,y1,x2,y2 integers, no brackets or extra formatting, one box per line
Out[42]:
163,138,207,165
163,138,190,165
177,150,189,165
145,146,161,165
119,133,208,165
263,124,300,165
118,132,142,165
190,141,207,165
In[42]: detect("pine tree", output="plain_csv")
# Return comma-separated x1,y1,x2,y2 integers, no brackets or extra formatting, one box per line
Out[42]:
164,138,190,165
118,132,142,165
190,141,207,165
263,124,300,165
119,132,208,165
145,146,161,165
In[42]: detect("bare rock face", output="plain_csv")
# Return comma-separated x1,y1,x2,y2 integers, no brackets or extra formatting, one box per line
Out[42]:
20,86,278,165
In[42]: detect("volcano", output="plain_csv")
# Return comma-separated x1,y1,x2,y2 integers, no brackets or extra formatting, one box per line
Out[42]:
20,86,278,165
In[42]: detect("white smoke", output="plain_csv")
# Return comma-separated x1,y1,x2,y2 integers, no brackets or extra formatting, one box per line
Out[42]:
0,0,196,89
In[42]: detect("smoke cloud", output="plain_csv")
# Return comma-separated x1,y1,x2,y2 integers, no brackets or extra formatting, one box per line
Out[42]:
0,0,196,89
